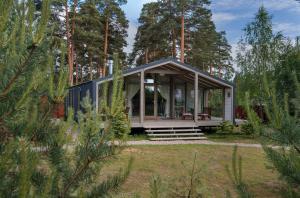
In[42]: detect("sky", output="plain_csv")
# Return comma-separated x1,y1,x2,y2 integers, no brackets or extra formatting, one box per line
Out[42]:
121,0,300,60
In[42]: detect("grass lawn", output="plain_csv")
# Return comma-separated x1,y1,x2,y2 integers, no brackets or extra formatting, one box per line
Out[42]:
126,133,260,144
101,144,282,197
206,133,260,144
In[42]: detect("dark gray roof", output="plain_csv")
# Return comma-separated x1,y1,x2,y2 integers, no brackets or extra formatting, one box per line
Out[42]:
94,58,234,87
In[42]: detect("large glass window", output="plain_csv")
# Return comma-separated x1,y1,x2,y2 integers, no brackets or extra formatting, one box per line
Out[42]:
186,83,194,114
131,89,140,116
125,74,140,117
157,75,170,118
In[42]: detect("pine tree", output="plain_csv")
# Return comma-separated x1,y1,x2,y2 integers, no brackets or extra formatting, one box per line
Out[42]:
105,53,131,139
245,73,300,196
0,1,131,196
96,0,128,76
225,146,253,198
73,1,103,81
129,2,170,65
185,2,233,78
36,0,75,85
130,0,233,79
149,175,166,198
159,0,179,58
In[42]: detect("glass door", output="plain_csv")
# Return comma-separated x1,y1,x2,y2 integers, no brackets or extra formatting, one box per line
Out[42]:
174,83,185,119
145,84,154,117
144,74,155,119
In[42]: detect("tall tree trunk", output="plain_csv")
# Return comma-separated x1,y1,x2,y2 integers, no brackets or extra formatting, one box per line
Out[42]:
186,29,190,63
180,12,185,63
72,0,78,84
145,48,149,64
80,66,83,83
65,1,73,86
89,55,93,80
172,28,176,58
169,0,176,58
103,18,109,77
75,62,78,84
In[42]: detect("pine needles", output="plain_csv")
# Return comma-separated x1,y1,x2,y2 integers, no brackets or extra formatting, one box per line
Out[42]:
225,146,253,198
0,1,132,197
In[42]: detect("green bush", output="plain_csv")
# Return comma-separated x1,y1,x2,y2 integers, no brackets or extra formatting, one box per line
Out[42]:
217,121,234,133
240,122,254,135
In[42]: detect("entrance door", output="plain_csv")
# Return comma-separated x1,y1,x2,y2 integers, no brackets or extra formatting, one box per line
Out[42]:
174,83,185,119
144,74,168,120
145,84,155,118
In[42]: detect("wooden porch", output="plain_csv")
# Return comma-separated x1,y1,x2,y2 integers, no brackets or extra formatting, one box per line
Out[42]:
131,117,223,128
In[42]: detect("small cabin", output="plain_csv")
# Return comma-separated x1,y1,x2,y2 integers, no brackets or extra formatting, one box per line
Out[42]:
66,58,235,132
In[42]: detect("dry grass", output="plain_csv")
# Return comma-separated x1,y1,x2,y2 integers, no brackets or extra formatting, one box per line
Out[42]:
100,144,283,197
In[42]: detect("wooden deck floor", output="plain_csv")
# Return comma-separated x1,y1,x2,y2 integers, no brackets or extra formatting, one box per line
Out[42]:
131,117,223,128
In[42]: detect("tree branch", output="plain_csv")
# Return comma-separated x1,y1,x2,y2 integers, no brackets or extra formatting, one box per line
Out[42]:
0,45,36,100
60,152,114,198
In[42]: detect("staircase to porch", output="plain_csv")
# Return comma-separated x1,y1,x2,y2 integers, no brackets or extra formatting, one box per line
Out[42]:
145,126,207,141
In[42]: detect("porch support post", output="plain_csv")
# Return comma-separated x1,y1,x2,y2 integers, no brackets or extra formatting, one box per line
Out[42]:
194,73,198,122
204,89,209,108
154,74,158,118
140,70,144,124
224,87,233,122
222,88,225,121
170,76,174,118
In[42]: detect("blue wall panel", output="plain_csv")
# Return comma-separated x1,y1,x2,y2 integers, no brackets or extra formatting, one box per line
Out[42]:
65,81,96,119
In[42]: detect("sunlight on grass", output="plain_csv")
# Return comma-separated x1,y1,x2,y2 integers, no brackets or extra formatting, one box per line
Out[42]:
101,144,282,197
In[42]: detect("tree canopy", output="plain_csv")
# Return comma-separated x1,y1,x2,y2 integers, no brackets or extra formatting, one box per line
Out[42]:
129,0,234,80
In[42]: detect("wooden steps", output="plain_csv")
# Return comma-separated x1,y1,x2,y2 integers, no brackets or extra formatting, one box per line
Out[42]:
148,133,204,137
150,137,207,141
146,129,201,133
145,127,207,141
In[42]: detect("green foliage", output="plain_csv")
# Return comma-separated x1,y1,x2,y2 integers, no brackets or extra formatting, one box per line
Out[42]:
246,73,300,196
98,0,129,61
129,1,168,65
0,1,131,197
149,175,166,198
226,146,253,198
48,46,68,103
73,1,103,80
208,89,223,117
72,0,128,81
87,157,133,197
236,6,287,105
104,53,130,140
169,153,205,198
275,45,300,114
147,153,206,198
217,121,234,134
240,122,255,135
129,0,233,79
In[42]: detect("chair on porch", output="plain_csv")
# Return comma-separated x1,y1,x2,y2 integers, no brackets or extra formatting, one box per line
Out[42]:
182,108,194,120
198,107,211,121
182,112,193,120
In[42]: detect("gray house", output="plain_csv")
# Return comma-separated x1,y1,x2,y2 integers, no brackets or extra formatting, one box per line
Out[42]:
67,58,235,140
